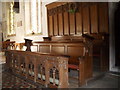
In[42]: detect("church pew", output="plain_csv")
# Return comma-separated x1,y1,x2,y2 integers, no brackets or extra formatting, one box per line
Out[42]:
5,50,69,88
33,35,94,86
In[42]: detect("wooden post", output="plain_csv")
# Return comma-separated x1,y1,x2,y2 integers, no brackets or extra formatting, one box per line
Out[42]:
58,57,68,88
34,58,37,82
24,39,32,51
78,56,86,86
25,56,29,78
45,60,49,87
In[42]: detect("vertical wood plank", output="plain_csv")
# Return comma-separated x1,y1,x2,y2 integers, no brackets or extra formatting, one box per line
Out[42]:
82,6,90,34
34,58,37,82
53,14,58,35
25,56,29,78
45,60,49,87
98,2,109,33
63,12,69,35
69,13,75,35
78,57,85,86
76,12,82,35
58,57,68,88
49,16,53,36
58,13,63,35
90,4,98,33
17,55,20,74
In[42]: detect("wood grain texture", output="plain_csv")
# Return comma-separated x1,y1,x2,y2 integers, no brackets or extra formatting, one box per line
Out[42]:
98,3,109,33
90,4,98,33
58,13,64,35
63,12,69,35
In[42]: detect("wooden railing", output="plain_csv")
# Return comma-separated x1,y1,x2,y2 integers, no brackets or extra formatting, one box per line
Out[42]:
5,50,69,88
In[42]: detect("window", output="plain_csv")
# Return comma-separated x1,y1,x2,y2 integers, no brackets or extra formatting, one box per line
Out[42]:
8,2,16,36
25,0,42,35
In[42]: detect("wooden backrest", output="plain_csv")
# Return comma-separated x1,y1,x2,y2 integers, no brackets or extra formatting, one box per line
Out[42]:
34,35,93,65
46,2,109,37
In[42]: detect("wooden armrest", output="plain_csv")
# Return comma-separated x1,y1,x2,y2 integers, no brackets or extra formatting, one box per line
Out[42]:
82,34,94,40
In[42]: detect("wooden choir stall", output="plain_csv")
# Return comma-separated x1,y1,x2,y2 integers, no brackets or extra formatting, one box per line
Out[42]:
44,2,109,71
33,2,109,86
4,2,109,88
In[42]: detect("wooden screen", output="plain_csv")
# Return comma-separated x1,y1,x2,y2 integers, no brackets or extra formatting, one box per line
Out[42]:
46,2,109,37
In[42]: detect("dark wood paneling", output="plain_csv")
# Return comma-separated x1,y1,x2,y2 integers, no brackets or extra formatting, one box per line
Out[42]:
63,12,69,35
47,2,109,36
51,45,65,54
67,46,84,56
39,45,50,53
90,4,98,33
98,3,109,33
48,16,53,36
69,13,75,35
58,13,64,35
82,6,90,34
53,14,58,35
76,12,82,35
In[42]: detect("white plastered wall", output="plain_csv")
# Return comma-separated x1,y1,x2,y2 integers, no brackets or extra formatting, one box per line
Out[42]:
2,0,57,43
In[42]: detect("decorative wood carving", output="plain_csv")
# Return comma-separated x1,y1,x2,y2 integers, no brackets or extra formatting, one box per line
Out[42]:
68,2,78,13
5,50,69,88
58,5,63,13
62,3,69,12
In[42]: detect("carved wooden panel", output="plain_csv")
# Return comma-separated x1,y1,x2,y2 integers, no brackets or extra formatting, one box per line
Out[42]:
5,50,69,88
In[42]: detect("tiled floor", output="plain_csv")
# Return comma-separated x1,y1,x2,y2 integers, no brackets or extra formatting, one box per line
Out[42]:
2,71,37,88
0,52,120,89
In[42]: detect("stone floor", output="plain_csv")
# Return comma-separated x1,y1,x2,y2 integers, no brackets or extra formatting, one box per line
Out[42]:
0,52,120,89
